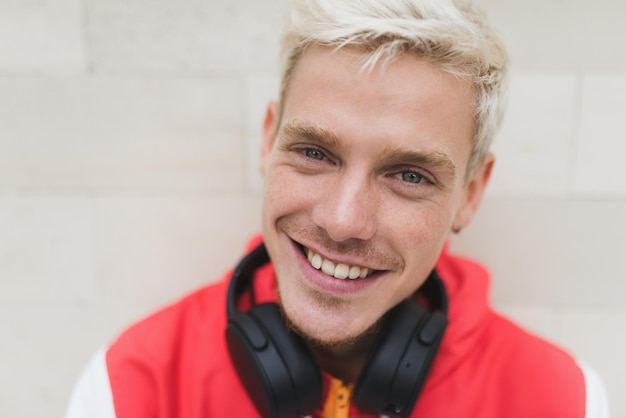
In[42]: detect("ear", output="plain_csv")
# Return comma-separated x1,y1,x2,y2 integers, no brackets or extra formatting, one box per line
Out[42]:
260,101,279,177
452,153,495,232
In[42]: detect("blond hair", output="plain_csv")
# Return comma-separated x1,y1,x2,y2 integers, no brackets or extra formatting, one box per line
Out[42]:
278,0,509,178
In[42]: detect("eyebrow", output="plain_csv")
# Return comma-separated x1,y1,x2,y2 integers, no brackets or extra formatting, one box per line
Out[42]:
378,147,457,180
279,120,458,180
279,121,345,152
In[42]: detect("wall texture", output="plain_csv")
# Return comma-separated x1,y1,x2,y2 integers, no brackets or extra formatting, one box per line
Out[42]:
0,0,624,416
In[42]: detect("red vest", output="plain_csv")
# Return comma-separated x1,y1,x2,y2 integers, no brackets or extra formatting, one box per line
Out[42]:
106,237,586,417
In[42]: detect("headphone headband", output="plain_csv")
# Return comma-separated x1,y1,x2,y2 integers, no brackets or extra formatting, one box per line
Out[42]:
226,242,270,317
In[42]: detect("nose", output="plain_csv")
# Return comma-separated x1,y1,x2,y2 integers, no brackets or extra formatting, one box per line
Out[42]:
311,171,377,242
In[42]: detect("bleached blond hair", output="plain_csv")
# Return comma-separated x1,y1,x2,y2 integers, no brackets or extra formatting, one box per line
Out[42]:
277,0,509,178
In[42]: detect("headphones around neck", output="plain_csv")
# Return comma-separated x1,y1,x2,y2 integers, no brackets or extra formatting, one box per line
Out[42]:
226,243,448,418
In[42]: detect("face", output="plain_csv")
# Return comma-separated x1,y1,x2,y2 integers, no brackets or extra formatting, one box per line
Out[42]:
260,46,493,347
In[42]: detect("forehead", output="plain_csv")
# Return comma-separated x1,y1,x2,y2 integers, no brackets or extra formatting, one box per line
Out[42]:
283,45,475,110
280,46,476,174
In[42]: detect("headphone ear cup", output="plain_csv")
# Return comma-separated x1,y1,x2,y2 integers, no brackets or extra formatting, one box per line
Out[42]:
226,303,322,418
354,300,446,417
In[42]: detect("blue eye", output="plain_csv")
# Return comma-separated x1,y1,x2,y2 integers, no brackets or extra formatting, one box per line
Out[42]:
304,148,325,160
399,171,424,184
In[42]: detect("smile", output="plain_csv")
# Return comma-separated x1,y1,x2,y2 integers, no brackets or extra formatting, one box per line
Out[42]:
305,247,373,279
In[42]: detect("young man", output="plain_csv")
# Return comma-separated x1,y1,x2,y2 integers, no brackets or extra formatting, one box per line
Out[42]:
66,1,610,417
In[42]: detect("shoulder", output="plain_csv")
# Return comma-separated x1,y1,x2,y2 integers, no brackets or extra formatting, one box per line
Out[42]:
486,313,584,382
64,278,232,418
483,313,587,416
106,276,230,364
108,277,229,362
104,277,233,416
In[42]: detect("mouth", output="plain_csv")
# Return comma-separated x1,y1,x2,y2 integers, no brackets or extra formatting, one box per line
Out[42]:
298,244,377,280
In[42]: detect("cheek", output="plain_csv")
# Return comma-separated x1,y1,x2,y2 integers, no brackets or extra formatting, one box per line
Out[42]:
262,173,311,244
381,203,453,288
388,207,451,286
383,201,452,247
263,165,323,219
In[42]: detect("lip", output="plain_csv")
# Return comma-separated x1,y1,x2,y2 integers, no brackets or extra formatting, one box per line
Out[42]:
289,238,383,296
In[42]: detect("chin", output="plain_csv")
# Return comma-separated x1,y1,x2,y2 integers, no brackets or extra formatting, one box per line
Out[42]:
278,287,382,349
294,319,382,351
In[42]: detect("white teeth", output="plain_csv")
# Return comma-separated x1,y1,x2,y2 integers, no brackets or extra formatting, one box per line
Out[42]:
305,248,372,279
334,264,349,279
348,266,361,279
311,253,322,269
321,259,335,276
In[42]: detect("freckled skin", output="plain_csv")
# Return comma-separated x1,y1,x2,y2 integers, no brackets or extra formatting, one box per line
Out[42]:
260,46,494,382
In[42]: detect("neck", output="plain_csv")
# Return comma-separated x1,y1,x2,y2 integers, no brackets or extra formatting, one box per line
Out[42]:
309,331,380,383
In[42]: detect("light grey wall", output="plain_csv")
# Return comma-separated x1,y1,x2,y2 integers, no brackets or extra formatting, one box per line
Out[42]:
0,0,624,416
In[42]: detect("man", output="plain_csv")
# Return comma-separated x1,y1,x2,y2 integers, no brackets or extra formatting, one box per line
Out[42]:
66,0,610,417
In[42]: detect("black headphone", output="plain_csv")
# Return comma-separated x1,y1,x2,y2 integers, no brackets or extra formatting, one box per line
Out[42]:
226,243,448,418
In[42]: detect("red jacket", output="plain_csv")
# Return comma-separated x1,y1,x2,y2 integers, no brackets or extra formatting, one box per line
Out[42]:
105,237,586,417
